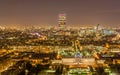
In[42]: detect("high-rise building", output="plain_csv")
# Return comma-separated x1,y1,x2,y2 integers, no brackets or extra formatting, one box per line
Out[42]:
94,24,103,32
58,14,66,28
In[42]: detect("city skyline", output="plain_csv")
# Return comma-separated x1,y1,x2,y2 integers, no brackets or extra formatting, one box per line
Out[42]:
0,0,120,27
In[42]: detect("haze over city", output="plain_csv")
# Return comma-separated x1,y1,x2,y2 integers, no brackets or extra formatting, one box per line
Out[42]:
0,0,120,75
0,0,120,27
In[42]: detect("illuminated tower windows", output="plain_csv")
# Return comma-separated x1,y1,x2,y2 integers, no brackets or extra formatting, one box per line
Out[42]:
58,14,66,28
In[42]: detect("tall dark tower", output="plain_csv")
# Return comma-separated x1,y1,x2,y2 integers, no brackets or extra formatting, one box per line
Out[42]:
58,14,66,28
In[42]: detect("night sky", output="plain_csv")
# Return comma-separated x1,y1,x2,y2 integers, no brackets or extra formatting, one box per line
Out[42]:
0,0,120,27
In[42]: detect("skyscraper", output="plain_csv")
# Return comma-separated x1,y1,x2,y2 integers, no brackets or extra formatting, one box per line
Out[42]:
58,14,66,28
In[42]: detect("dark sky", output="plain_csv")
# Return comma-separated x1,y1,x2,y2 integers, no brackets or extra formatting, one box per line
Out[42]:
0,0,120,27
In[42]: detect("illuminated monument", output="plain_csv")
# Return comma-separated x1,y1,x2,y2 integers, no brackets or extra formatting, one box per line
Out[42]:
58,14,66,29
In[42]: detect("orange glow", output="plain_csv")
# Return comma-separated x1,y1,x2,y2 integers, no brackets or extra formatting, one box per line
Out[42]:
57,54,62,59
93,53,99,59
